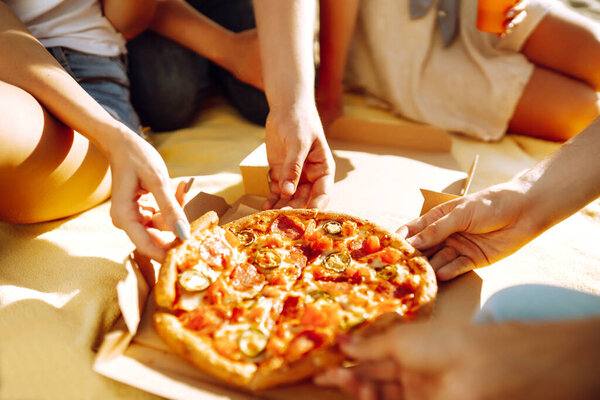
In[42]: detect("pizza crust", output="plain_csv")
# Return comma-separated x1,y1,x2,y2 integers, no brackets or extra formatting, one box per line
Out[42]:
154,312,257,388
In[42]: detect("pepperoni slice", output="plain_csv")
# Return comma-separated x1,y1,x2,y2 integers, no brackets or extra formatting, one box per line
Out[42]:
285,330,328,362
230,264,265,290
270,215,305,240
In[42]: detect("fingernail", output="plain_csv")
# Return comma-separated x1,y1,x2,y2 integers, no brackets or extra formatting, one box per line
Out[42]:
282,181,295,196
396,226,408,239
407,235,422,248
184,177,195,193
174,220,190,241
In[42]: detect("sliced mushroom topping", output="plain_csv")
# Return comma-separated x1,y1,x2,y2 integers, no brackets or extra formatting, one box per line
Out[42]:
237,230,256,246
238,328,268,358
179,269,211,292
323,251,351,272
254,249,281,270
322,220,343,236
377,265,399,281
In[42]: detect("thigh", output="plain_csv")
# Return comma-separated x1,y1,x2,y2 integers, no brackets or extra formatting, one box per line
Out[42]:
126,32,211,131
522,6,600,90
509,66,599,141
0,81,111,223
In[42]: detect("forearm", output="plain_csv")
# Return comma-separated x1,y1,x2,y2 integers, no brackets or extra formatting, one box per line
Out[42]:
102,0,157,39
253,0,316,111
149,0,237,67
517,118,600,232
0,3,129,154
317,0,359,96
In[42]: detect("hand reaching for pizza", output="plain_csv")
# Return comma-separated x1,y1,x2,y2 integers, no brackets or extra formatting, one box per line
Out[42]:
315,319,600,400
263,107,335,211
396,181,542,281
135,178,190,257
108,132,191,262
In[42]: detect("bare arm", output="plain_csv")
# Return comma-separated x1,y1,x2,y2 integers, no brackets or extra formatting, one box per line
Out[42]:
0,2,189,260
252,0,335,209
103,0,263,88
398,118,600,280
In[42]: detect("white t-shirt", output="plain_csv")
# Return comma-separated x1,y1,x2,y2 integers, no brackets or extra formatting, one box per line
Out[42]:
6,0,126,56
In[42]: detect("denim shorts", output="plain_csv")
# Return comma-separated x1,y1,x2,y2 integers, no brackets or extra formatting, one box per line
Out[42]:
47,47,142,134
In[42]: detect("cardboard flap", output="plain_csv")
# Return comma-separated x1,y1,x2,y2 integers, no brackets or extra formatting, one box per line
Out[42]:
184,192,231,221
327,116,452,152
117,255,151,335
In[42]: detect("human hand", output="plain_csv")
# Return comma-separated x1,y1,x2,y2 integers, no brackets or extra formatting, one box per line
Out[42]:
503,0,528,35
263,106,335,210
315,319,598,400
107,131,190,262
229,29,264,90
397,181,541,280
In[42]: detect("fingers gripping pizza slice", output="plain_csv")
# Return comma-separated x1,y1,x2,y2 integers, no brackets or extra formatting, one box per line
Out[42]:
154,210,437,391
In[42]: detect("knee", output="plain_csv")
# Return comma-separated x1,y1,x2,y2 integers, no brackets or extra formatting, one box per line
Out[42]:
217,70,269,125
127,32,211,131
474,284,600,323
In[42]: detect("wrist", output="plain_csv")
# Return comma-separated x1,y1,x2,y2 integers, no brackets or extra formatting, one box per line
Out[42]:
509,170,552,236
91,121,137,158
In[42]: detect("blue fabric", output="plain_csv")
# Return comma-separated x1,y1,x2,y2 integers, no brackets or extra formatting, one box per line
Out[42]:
126,0,269,132
474,284,600,324
47,46,142,134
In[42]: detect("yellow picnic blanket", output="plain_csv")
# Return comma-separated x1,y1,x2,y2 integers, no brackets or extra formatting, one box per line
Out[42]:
1,95,599,400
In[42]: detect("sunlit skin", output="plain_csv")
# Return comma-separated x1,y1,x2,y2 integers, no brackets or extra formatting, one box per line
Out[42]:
103,0,334,210
102,0,263,90
0,3,189,261
253,0,335,210
317,1,600,141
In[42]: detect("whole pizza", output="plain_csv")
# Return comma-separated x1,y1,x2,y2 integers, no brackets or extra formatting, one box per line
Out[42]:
154,209,437,391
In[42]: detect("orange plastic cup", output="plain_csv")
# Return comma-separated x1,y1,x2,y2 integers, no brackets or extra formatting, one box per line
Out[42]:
476,0,519,33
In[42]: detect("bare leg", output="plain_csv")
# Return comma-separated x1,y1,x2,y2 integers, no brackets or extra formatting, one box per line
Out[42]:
509,8,600,141
509,67,599,141
0,81,111,223
316,0,360,129
522,7,600,90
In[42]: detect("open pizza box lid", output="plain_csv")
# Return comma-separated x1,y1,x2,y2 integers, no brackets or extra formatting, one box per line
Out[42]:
95,145,481,399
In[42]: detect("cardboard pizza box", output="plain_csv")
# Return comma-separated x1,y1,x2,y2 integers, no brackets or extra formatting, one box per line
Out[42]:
95,136,481,399
95,175,481,400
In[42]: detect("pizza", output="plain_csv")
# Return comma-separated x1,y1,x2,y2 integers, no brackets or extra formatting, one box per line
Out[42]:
154,209,437,391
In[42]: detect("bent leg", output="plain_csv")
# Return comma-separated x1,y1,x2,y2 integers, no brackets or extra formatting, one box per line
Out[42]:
508,66,599,141
522,6,600,90
0,81,111,223
127,31,211,132
474,284,600,324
